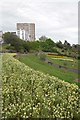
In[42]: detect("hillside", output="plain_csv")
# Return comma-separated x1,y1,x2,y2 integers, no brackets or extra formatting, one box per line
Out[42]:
1,53,80,119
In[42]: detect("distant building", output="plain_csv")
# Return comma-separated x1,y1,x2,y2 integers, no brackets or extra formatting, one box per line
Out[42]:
16,23,35,41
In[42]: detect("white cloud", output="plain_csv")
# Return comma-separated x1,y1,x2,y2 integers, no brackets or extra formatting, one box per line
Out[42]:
0,0,78,44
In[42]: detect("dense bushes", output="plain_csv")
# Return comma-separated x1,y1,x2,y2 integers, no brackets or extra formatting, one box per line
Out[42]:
2,32,80,59
3,32,30,53
2,33,57,53
1,54,80,119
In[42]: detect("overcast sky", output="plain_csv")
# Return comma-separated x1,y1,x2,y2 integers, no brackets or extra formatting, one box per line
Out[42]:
0,0,79,44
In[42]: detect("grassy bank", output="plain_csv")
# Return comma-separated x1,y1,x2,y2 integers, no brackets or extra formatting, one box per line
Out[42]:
16,54,78,84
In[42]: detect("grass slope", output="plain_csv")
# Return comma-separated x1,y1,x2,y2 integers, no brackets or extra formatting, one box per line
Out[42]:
16,54,78,84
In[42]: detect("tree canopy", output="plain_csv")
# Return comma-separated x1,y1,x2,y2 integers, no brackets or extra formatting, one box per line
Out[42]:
3,32,30,53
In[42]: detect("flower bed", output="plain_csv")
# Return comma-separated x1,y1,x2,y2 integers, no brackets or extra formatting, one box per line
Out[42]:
48,54,65,58
47,54,74,61
1,54,80,119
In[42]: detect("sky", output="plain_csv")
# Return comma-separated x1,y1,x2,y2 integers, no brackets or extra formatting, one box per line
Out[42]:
0,0,79,44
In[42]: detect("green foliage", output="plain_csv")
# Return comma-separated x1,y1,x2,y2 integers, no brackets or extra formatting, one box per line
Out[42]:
2,33,79,59
39,35,48,42
1,54,80,119
26,39,56,53
40,39,55,52
3,32,30,53
56,41,63,49
26,41,40,52
2,33,57,53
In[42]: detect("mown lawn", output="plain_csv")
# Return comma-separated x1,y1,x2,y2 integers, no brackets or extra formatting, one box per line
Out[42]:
16,54,78,85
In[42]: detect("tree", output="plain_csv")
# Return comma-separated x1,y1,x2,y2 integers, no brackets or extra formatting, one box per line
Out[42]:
3,32,30,53
40,38,55,52
64,40,71,49
39,36,48,42
56,40,63,49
